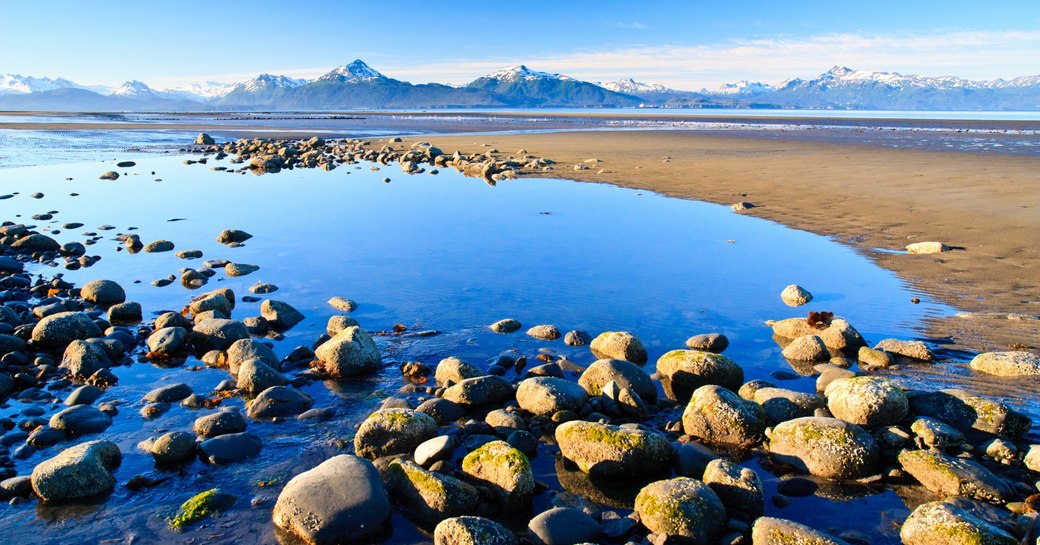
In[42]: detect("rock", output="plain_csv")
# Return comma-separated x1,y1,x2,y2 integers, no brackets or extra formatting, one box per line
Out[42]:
825,376,908,427
147,326,189,357
273,455,392,544
516,377,588,416
191,319,249,351
907,389,1031,439
781,335,829,362
33,312,103,348
236,358,289,395
31,440,121,502
685,333,729,353
768,317,866,353
910,417,965,450
590,331,647,364
216,229,252,244
80,279,126,306
386,459,477,522
780,285,813,307
198,432,262,464
526,324,561,340
107,301,142,325
258,299,303,330
227,338,279,373
99,171,119,180
246,386,313,419
143,240,174,253
673,442,718,479
144,383,193,403
460,440,534,509
906,241,949,254
751,517,851,545
225,262,259,277
442,375,514,407
900,501,1016,545
0,476,31,497
857,346,893,367
555,420,673,477
187,290,234,316
353,408,437,459
11,233,60,253
65,384,103,406
969,351,1040,376
898,450,1012,503
655,349,744,402
528,507,602,545
315,326,382,377
435,356,482,387
752,387,824,425
60,339,111,377
563,330,592,346
194,409,247,439
767,417,878,479
682,385,766,446
434,516,517,545
327,296,357,312
703,458,763,519
486,409,525,436
489,318,522,333
634,477,726,544
49,405,112,435
873,338,934,361
151,431,196,463
168,488,237,529
417,398,465,424
195,133,215,145
578,358,657,403
415,435,456,467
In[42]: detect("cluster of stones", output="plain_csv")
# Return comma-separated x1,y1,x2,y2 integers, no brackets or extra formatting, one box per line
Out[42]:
190,133,554,185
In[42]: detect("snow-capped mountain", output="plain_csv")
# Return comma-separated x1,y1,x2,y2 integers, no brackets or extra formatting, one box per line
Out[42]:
467,65,639,107
108,80,163,98
600,78,670,94
318,59,386,82
165,81,238,101
480,65,571,82
0,74,87,95
234,74,307,93
710,80,776,96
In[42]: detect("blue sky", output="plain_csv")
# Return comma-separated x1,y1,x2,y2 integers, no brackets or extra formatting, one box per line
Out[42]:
3,0,1039,90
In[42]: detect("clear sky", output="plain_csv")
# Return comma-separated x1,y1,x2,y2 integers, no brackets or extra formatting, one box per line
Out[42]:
2,0,1038,90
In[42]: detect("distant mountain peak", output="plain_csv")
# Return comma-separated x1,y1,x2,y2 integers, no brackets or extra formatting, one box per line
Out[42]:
109,80,156,97
238,73,308,92
483,65,570,81
600,78,670,94
321,59,385,81
0,74,85,95
711,80,775,96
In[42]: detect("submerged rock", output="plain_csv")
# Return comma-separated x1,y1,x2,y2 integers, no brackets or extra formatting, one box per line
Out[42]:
527,507,602,545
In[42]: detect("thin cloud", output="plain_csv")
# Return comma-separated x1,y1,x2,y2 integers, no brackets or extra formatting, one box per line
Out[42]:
617,21,649,30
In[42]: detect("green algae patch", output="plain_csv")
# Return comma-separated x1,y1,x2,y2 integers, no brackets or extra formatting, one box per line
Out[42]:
169,488,236,529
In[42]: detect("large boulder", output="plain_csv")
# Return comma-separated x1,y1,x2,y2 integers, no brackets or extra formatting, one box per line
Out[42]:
516,377,587,416
273,455,392,544
442,375,514,407
655,349,744,402
589,331,647,364
634,477,726,545
386,460,477,522
460,440,534,509
577,358,656,403
31,440,121,502
353,408,437,459
900,501,1017,545
682,385,766,446
969,351,1040,376
767,417,878,479
314,326,382,377
32,312,102,348
907,389,1031,439
434,516,517,545
751,517,850,545
555,420,673,478
80,279,126,307
898,450,1013,503
825,376,908,427
191,319,249,352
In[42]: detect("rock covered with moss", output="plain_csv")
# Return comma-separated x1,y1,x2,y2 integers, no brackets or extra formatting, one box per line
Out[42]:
460,440,533,510
752,387,824,425
169,488,236,529
655,349,744,402
751,517,851,545
386,460,478,522
589,331,647,365
577,358,657,403
434,516,517,545
634,477,725,545
907,389,1031,439
825,376,908,427
682,384,766,446
515,376,588,416
897,450,1013,503
767,417,878,479
354,408,437,459
555,420,673,478
272,455,392,545
969,351,1040,376
702,458,763,519
900,501,1017,545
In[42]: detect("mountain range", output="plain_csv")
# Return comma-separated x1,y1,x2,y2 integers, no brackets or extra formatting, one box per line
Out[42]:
1,60,1039,111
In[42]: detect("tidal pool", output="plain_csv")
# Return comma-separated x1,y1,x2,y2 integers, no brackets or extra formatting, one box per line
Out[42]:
0,152,955,544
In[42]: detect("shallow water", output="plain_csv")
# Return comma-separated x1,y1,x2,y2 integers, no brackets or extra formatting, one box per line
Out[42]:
0,150,973,544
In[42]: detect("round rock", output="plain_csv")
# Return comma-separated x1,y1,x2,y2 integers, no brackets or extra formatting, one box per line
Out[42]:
634,477,726,545
589,331,647,365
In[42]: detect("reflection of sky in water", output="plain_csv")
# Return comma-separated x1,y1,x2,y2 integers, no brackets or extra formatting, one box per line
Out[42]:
0,156,953,544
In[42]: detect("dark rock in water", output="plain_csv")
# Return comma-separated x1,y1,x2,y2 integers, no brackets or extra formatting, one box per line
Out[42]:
143,240,174,253
507,430,538,457
65,384,103,406
907,389,1031,439
191,319,249,351
11,233,60,253
777,477,819,497
442,375,514,407
115,161,136,168
246,386,313,419
528,507,602,545
194,409,247,439
143,383,193,403
0,256,24,273
273,455,391,544
198,432,262,464
49,405,112,435
260,299,304,330
236,359,289,395
416,398,465,424
249,282,278,294
685,333,729,353
216,229,252,245
176,249,203,259
31,440,121,502
146,326,189,357
107,301,142,325
703,458,764,519
60,339,112,377
80,279,126,307
150,431,196,464
27,427,66,449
